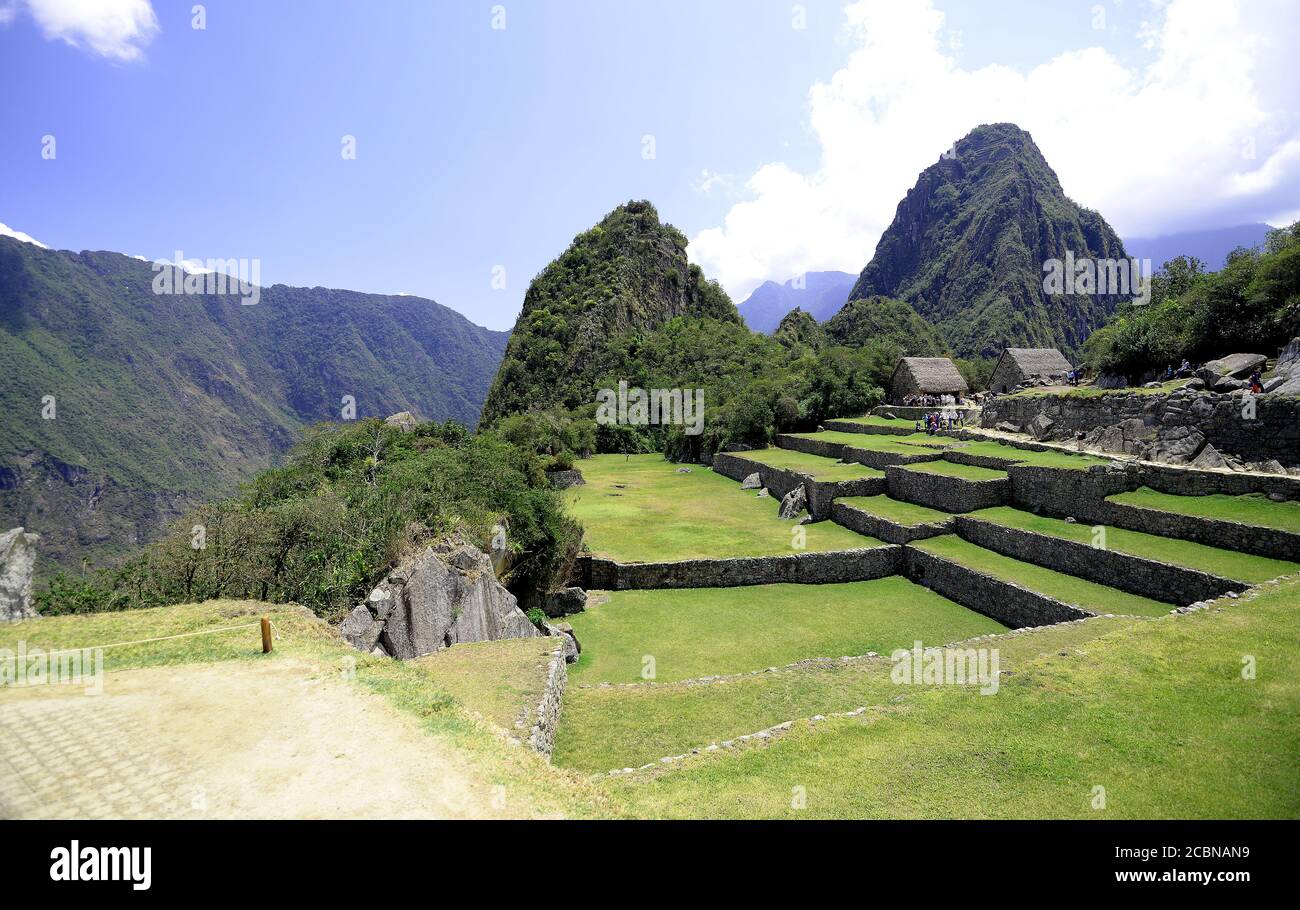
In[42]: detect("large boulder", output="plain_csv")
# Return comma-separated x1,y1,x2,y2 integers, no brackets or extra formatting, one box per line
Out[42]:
1190,443,1229,470
1145,425,1205,465
542,586,586,618
778,485,808,520
1027,413,1055,441
1095,372,1128,389
0,528,40,623
740,472,762,490
341,534,540,659
1202,353,1267,379
546,469,585,490
1276,337,1300,377
383,411,419,432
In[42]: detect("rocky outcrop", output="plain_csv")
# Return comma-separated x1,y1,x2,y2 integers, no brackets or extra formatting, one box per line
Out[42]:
542,586,586,618
982,387,1300,468
341,534,540,659
546,469,585,490
740,472,762,489
0,528,39,622
383,411,419,431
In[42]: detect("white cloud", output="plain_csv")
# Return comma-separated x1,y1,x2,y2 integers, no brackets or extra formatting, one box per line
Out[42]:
19,0,159,62
0,3,18,27
0,222,48,248
693,169,737,195
691,0,1300,302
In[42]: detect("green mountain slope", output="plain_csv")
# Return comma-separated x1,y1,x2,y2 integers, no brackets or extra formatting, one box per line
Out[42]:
0,236,508,572
824,295,948,355
850,123,1130,357
480,200,738,424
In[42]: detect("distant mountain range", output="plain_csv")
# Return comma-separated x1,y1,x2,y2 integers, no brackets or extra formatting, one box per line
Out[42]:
0,236,508,574
737,271,856,333
1122,223,1274,271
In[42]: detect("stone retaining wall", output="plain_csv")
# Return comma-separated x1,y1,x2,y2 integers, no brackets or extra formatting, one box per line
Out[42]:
843,444,941,471
1006,465,1300,560
713,453,884,519
981,389,1300,466
774,434,845,459
831,501,952,545
525,642,568,758
941,450,1021,470
903,547,1092,628
575,545,903,590
954,516,1242,604
885,466,1010,513
823,419,914,437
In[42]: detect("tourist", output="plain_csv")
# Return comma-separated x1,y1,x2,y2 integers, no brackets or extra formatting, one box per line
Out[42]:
1249,369,1264,394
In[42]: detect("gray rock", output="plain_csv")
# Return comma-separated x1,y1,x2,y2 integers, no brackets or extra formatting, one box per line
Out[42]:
1027,413,1055,441
1190,443,1228,470
675,467,692,474
345,534,540,659
778,485,808,520
1203,352,1267,378
542,586,587,618
548,622,581,663
1146,425,1205,464
383,411,418,432
740,472,762,490
547,469,585,490
1095,372,1128,389
1268,373,1300,396
994,421,1021,434
0,528,40,622
1276,337,1300,376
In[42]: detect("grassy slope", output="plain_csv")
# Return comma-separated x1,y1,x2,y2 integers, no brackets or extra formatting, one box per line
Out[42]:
604,578,1300,818
913,536,1169,616
830,416,918,429
836,494,952,527
970,506,1299,584
567,454,879,561
729,447,884,480
1109,487,1300,534
0,601,608,817
412,637,563,732
565,578,1005,686
555,616,1138,773
903,460,1008,481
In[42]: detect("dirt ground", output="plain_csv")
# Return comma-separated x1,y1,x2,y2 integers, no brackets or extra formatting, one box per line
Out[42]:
0,659,515,819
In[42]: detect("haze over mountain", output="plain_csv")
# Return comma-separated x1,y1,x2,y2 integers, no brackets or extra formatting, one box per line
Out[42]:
1122,223,1274,271
737,271,856,334
0,236,508,574
849,123,1130,358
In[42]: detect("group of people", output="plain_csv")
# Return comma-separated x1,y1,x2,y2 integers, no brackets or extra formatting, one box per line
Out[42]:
916,411,966,434
900,393,962,408
1162,360,1195,380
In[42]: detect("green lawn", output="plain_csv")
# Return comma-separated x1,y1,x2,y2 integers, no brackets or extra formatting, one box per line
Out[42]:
829,415,918,429
729,447,884,481
602,579,1300,818
902,461,1009,481
969,507,1299,584
412,637,564,732
913,535,1169,616
565,578,1006,685
947,441,1109,470
1108,487,1300,534
847,434,953,455
836,495,953,527
555,616,1138,773
566,455,879,562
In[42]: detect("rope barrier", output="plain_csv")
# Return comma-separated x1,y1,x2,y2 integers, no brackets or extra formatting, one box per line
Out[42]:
0,621,265,661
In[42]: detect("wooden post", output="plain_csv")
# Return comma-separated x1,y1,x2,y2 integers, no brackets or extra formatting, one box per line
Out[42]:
261,616,272,654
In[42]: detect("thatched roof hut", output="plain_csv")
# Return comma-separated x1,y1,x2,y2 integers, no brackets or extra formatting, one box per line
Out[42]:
989,348,1073,393
889,357,968,402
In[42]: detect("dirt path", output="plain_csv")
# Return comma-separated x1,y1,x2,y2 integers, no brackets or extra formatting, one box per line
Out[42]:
0,659,513,819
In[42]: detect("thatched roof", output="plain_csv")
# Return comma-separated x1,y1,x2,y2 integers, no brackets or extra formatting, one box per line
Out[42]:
891,357,968,393
999,347,1073,376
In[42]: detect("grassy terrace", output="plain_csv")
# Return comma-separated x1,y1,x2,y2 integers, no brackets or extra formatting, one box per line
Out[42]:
969,507,1299,584
412,637,565,732
555,616,1137,774
602,578,1300,818
1006,379,1186,399
792,431,949,455
946,440,1110,470
1108,487,1300,534
565,578,1006,685
828,415,918,429
729,447,884,481
837,494,953,527
567,455,879,562
902,460,1008,481
912,535,1169,616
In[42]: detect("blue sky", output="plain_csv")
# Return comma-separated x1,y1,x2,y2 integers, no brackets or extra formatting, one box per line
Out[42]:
2,0,1297,329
